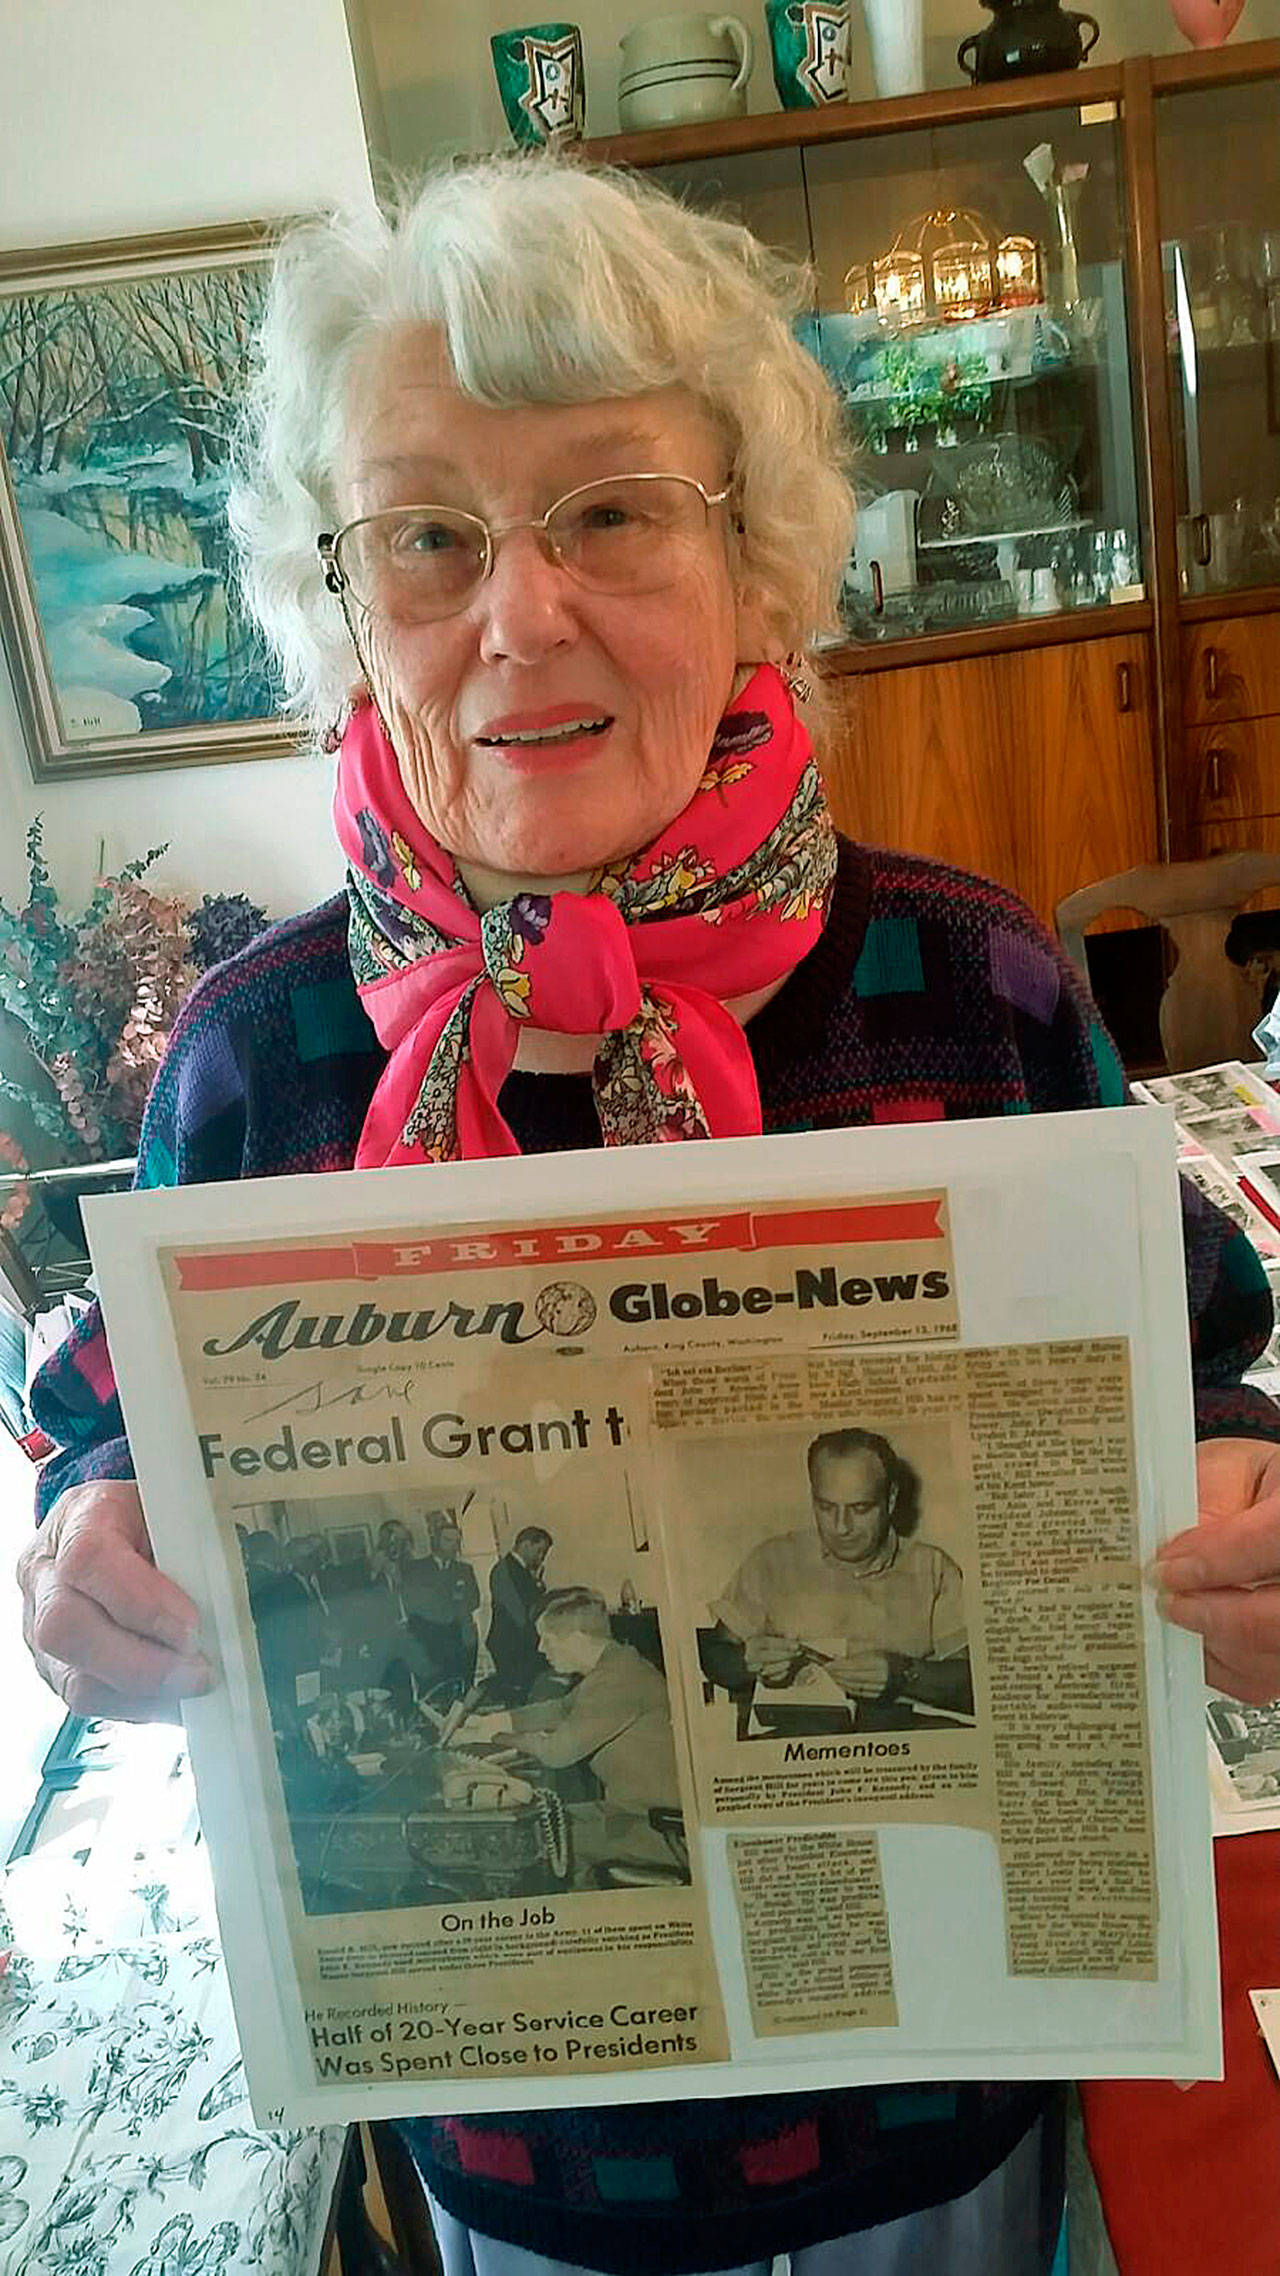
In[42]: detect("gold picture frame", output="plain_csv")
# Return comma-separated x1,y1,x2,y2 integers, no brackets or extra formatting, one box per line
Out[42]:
0,221,299,780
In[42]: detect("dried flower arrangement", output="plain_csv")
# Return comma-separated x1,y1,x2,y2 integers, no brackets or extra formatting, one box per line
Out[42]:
0,820,267,1221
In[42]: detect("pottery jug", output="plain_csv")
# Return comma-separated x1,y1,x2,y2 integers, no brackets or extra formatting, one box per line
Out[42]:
618,13,754,129
1168,0,1246,47
958,0,1100,82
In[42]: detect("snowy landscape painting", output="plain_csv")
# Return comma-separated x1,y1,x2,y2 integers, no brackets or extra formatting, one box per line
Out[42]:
0,225,293,778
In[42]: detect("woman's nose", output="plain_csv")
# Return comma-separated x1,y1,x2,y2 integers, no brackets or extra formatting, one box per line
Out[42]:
473,525,580,664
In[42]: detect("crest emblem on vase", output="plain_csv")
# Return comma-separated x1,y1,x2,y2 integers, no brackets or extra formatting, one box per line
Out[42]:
797,3,849,102
519,34,584,139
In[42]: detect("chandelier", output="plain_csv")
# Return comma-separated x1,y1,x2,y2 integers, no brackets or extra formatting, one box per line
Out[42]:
844,208,1043,327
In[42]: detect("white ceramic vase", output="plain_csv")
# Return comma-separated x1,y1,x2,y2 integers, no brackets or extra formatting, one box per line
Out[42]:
861,0,924,97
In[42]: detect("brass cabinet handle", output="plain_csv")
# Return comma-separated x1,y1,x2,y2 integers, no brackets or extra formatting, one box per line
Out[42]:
870,560,885,616
1205,645,1220,701
1192,514,1212,568
1116,660,1134,713
1206,747,1227,801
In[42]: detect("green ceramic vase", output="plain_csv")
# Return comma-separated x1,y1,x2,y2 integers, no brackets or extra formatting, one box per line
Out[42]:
491,22,586,144
765,0,849,107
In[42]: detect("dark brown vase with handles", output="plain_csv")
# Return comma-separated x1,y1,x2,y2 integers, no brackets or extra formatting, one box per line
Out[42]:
958,0,1101,81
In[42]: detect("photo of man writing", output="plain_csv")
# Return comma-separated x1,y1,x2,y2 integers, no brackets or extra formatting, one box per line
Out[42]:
448,1588,690,1886
702,1427,973,1736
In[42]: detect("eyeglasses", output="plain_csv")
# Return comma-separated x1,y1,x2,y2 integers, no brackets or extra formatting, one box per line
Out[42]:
318,472,731,624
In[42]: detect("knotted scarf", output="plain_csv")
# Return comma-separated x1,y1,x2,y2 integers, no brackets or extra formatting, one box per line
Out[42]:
335,662,837,1163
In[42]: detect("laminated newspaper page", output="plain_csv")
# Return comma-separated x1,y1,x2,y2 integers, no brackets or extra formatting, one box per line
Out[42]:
1132,1061,1280,1176
83,1111,1222,2125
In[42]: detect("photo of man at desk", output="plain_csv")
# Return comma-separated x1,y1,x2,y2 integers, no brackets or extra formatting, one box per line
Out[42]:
701,1426,974,1738
236,1492,687,1909
448,1589,690,1888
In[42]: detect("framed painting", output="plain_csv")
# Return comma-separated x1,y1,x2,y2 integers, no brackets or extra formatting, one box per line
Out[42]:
0,222,298,780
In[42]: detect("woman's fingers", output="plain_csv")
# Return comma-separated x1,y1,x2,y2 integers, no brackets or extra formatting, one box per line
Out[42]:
1161,1582,1280,1704
23,1551,212,1702
17,1480,211,1721
1159,1499,1280,1594
32,1646,200,1726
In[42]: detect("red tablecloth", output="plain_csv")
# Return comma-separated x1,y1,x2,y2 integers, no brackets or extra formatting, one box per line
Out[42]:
1081,1830,1280,2275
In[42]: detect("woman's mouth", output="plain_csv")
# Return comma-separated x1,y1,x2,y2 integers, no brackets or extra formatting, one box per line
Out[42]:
474,709,615,754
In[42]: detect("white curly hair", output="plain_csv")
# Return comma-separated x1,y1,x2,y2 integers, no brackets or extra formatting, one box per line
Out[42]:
227,153,855,743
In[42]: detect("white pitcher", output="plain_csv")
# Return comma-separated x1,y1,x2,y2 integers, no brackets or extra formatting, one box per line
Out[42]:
618,13,754,130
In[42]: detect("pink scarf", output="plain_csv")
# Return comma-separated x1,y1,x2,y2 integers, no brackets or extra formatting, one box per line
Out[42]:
335,662,836,1163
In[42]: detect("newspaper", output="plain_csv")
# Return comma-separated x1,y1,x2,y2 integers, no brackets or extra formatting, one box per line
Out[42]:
1207,1692,1280,1836
83,1114,1221,2124
1130,1066,1280,1837
1132,1061,1280,1174
654,1341,1156,1978
1131,1063,1280,1396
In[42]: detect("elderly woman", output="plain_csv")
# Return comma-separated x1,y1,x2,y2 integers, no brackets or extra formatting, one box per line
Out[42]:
18,157,1280,2276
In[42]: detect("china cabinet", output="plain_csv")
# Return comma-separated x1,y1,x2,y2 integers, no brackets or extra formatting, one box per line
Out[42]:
574,38,1280,938
822,632,1155,920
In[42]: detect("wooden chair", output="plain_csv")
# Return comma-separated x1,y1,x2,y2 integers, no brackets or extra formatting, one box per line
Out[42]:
1056,852,1280,1073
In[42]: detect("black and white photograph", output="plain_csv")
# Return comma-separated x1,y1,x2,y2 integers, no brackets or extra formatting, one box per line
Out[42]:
1236,1145,1280,1233
1178,1109,1280,1170
1139,1069,1247,1116
1207,1692,1280,1808
665,1418,976,1742
233,1478,691,1914
1176,1152,1280,1256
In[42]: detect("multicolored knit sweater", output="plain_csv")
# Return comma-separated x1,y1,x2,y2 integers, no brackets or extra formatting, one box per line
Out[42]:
30,838,1280,2276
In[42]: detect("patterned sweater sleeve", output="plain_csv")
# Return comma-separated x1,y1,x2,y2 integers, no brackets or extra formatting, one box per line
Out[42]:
29,963,251,1521
1003,900,1280,1448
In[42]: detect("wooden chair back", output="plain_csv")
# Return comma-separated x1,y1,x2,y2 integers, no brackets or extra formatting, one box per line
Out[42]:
1056,852,1280,1073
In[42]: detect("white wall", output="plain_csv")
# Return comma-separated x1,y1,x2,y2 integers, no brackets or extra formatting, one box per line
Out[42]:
0,0,376,917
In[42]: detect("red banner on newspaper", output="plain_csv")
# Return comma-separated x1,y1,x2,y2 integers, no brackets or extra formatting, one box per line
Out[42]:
171,1198,945,1292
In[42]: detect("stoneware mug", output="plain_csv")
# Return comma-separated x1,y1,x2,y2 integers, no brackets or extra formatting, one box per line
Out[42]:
491,22,586,145
617,14,754,130
765,0,849,108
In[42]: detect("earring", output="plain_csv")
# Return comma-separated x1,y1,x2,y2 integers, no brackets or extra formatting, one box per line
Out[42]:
781,653,814,705
320,698,359,754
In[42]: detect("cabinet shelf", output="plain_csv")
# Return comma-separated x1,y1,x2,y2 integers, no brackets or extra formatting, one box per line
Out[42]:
835,338,1098,407
577,62,1127,169
917,521,1089,550
819,597,1153,677
572,38,1280,173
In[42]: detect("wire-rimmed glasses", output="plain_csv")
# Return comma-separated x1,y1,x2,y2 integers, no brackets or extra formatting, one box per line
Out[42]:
318,472,731,623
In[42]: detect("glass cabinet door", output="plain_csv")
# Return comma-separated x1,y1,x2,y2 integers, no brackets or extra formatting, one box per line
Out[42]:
1156,76,1280,601
659,102,1143,646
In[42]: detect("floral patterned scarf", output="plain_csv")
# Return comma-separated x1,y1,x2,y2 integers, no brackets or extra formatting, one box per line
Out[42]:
335,662,837,1162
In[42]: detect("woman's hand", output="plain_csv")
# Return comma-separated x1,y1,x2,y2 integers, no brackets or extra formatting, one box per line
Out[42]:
1158,1438,1280,1704
17,1480,212,1723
